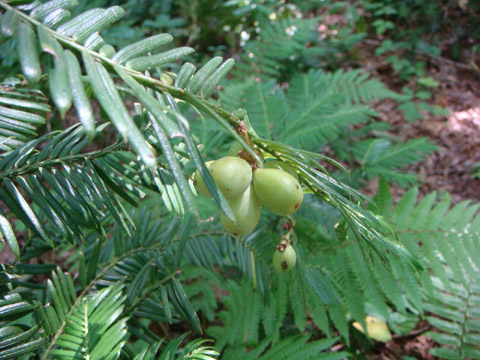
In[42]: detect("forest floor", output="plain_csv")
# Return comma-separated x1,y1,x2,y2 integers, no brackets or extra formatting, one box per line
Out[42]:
350,30,480,360
361,42,480,205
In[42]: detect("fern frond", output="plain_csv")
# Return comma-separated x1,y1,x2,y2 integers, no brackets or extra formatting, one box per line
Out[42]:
222,69,399,151
345,241,390,318
288,273,307,331
425,275,480,360
326,69,401,103
219,79,288,139
280,101,373,147
224,334,347,360
288,69,400,105
280,69,397,148
261,277,287,342
375,183,480,358
335,248,367,324
351,138,436,187
207,280,262,350
233,16,319,81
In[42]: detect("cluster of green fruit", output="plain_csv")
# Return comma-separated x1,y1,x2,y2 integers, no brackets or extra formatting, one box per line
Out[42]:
193,149,303,232
193,143,303,273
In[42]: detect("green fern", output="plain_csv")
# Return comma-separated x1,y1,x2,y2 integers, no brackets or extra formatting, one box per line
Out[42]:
221,69,435,186
221,334,348,360
221,69,399,148
233,16,320,81
207,280,263,350
374,180,480,359
350,138,437,187
261,277,288,342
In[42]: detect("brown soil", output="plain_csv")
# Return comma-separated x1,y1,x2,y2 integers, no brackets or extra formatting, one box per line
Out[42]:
360,42,480,205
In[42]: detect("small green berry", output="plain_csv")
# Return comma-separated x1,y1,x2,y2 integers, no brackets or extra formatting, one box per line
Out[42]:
273,241,296,273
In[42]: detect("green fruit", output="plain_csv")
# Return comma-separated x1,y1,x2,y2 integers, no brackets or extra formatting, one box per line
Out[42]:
220,186,261,236
253,168,303,216
193,160,214,198
353,316,392,342
273,242,296,273
228,142,243,157
264,160,298,180
210,156,252,199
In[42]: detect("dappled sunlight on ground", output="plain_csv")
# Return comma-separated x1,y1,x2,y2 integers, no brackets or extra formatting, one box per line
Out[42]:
361,52,480,204
447,106,480,134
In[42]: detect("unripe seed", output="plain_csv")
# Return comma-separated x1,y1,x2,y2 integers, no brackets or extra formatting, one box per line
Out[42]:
273,241,296,273
264,160,298,180
210,156,252,199
220,186,261,236
253,168,303,216
193,160,214,198
228,142,243,157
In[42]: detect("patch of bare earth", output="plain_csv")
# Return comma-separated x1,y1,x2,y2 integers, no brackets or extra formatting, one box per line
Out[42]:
361,44,480,204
